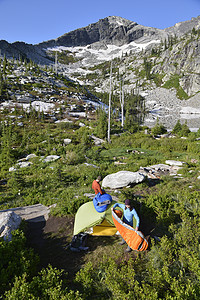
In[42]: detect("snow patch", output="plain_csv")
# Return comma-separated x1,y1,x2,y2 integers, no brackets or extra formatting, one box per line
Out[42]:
47,39,161,62
180,107,200,114
20,101,55,113
0,100,55,113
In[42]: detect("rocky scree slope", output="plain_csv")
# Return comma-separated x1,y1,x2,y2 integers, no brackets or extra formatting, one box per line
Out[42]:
0,16,199,107
44,16,200,100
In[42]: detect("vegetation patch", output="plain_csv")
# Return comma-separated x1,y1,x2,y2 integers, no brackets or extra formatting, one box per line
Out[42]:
163,74,189,99
1,54,200,298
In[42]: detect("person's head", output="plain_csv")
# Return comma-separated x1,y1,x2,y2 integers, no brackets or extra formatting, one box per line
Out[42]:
125,199,131,209
96,175,102,182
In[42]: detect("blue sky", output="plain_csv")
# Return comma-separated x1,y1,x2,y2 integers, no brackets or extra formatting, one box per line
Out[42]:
0,0,199,44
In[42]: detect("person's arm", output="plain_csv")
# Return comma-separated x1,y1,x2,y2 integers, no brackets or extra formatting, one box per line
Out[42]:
112,203,117,210
99,186,105,195
132,209,140,230
92,180,104,195
96,182,104,195
112,203,124,210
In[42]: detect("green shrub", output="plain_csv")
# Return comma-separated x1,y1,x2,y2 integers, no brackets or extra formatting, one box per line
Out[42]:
151,123,167,136
4,265,82,299
65,151,84,165
0,228,39,295
163,75,189,100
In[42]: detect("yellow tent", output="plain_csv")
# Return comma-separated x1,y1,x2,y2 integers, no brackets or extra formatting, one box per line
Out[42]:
73,201,121,236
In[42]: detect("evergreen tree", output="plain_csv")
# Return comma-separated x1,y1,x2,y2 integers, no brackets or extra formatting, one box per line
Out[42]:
21,127,28,148
143,58,152,80
0,70,8,100
2,54,7,74
192,27,197,35
96,108,108,139
7,169,25,196
124,102,131,130
46,122,51,154
151,119,167,135
164,38,168,50
81,129,92,147
180,121,190,137
172,120,182,134
124,103,138,133
0,71,3,97
0,121,14,171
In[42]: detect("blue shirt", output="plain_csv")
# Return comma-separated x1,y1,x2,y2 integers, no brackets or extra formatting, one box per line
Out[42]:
113,203,140,228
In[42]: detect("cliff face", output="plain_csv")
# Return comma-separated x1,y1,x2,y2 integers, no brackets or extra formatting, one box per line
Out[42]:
0,40,49,64
37,15,200,48
36,16,166,49
150,37,200,96
0,15,199,61
164,16,200,36
0,16,199,99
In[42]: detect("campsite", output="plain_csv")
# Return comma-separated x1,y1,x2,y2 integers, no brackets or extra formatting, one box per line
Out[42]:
0,53,200,298
1,105,200,298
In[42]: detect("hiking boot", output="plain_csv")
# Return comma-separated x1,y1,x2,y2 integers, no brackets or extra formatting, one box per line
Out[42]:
119,241,126,245
125,247,132,252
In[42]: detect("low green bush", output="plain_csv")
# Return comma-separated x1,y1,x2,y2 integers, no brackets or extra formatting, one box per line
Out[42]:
0,228,39,295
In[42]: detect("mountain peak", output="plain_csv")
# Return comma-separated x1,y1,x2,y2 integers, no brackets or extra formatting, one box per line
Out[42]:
106,16,137,26
39,15,161,49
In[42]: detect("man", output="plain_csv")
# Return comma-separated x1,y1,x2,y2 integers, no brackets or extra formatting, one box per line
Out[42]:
92,176,105,195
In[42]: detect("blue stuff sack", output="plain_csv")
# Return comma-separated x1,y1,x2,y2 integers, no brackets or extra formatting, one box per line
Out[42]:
93,193,112,212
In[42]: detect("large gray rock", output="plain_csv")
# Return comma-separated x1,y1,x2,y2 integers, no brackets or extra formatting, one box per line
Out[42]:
165,160,186,166
84,162,99,168
63,138,72,145
43,155,60,163
139,163,182,178
55,118,73,123
102,171,146,189
0,203,56,223
26,154,38,160
9,161,33,172
0,211,22,241
90,135,106,145
18,154,37,162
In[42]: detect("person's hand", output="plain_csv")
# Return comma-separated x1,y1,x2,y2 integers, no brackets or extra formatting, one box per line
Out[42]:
135,226,139,231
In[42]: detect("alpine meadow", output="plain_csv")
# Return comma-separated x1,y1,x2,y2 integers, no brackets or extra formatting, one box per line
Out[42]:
0,15,200,299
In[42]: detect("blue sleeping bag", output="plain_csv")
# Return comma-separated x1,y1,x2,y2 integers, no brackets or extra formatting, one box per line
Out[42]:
93,193,112,212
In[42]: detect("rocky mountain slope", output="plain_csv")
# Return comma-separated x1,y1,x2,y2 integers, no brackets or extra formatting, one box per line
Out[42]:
45,16,199,101
39,16,167,48
0,15,200,128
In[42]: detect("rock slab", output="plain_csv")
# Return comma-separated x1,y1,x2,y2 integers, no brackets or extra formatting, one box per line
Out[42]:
0,203,55,223
0,211,22,241
102,171,146,189
165,160,186,166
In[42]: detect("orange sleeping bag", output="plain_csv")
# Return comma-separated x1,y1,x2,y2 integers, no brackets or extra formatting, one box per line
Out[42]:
112,210,148,251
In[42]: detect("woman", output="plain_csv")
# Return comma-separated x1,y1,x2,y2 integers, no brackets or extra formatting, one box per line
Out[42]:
112,199,140,252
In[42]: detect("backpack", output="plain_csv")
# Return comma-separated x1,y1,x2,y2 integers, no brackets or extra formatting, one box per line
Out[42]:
69,232,89,252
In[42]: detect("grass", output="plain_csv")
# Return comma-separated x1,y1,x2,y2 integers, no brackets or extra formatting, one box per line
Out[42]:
163,74,189,99
2,118,200,298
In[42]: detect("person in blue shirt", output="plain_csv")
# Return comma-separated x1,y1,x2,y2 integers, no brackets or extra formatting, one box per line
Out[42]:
112,199,140,252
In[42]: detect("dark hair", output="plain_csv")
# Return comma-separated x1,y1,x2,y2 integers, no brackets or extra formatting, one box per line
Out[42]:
125,199,133,211
125,206,133,211
125,199,130,205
